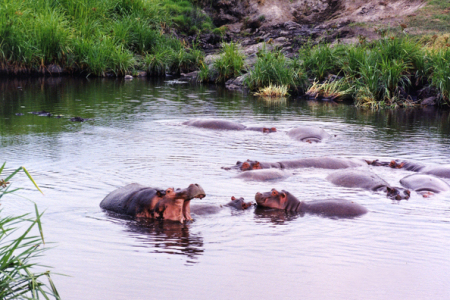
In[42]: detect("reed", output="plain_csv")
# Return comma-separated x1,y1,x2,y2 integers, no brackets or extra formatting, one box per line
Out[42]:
254,84,289,97
0,163,59,300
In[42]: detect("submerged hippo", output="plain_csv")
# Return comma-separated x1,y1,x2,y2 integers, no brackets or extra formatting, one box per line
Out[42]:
367,159,450,179
183,119,276,133
225,196,253,210
287,126,331,143
235,169,291,181
326,169,410,200
190,196,253,215
100,183,205,222
400,174,450,196
223,157,366,171
255,189,368,218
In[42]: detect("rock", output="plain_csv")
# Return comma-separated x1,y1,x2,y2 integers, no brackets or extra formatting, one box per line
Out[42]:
225,74,248,92
124,75,133,80
47,64,63,74
179,71,199,82
421,96,437,106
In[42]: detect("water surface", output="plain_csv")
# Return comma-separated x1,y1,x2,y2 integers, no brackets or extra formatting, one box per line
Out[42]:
1,77,450,300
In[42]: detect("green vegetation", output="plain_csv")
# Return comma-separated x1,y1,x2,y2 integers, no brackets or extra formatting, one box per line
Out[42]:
245,46,307,93
0,0,211,76
408,0,450,33
298,34,450,107
198,42,245,83
0,163,60,299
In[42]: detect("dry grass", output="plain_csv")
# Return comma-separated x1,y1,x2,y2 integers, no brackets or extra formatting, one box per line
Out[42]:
254,84,289,97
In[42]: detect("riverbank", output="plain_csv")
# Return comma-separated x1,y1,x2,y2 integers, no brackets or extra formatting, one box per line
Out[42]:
1,0,449,107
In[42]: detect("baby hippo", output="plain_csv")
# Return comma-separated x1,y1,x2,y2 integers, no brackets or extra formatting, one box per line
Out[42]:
255,189,367,218
225,196,254,210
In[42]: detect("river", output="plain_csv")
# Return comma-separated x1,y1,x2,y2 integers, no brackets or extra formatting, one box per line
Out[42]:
1,77,449,300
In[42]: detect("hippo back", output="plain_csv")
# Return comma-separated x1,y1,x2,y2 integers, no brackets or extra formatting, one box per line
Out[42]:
326,169,389,191
183,119,246,130
400,174,450,193
280,157,366,169
422,165,450,179
100,183,159,215
235,169,290,181
287,126,330,142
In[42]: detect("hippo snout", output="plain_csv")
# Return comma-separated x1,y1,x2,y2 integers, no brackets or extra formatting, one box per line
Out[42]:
187,183,206,199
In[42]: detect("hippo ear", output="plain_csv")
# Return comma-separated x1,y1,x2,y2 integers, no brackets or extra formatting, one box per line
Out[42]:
253,161,261,169
271,127,276,132
231,196,236,201
236,161,242,165
271,189,279,196
279,192,287,204
389,160,397,168
156,191,163,197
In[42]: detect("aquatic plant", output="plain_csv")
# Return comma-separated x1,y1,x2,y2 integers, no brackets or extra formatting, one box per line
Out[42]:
254,84,289,98
0,163,60,300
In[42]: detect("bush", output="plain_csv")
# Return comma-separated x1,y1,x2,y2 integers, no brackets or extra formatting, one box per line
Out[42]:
213,42,245,82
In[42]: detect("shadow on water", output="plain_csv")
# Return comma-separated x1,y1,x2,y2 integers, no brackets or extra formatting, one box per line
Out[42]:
104,211,204,265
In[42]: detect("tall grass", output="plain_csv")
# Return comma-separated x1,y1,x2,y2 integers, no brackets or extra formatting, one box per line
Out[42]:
0,0,211,76
213,42,245,83
0,163,60,300
245,45,307,93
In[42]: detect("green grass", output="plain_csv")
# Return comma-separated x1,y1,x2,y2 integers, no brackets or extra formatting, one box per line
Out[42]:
245,45,307,93
407,0,450,33
0,163,60,300
0,0,211,76
213,42,245,83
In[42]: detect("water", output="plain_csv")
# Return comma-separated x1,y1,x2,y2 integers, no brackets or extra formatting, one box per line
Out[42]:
1,77,450,300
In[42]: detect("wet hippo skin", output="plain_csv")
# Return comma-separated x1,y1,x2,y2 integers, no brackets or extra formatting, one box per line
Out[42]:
190,197,253,215
287,126,331,143
367,159,450,179
400,174,450,194
326,169,411,200
183,119,276,133
100,183,205,222
255,189,367,218
234,169,290,181
223,157,366,171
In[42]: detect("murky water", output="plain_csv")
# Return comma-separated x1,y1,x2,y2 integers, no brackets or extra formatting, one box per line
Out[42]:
1,77,450,300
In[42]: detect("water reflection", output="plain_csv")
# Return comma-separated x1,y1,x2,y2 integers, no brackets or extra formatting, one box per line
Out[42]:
106,212,204,264
253,207,302,225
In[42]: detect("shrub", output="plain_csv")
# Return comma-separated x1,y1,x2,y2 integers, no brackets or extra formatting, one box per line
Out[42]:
213,42,245,82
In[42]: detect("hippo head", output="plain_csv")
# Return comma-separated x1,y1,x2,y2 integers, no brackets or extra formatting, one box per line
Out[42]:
255,189,288,209
386,186,410,200
240,160,262,171
365,159,390,167
160,184,205,222
262,127,277,133
389,160,405,169
230,196,253,209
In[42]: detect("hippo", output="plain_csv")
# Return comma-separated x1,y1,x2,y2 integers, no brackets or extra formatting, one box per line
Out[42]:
400,174,450,196
223,157,366,171
255,189,368,218
183,119,276,133
100,183,206,222
367,159,450,179
225,196,254,210
287,126,331,143
189,197,253,216
234,169,291,181
326,169,410,200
